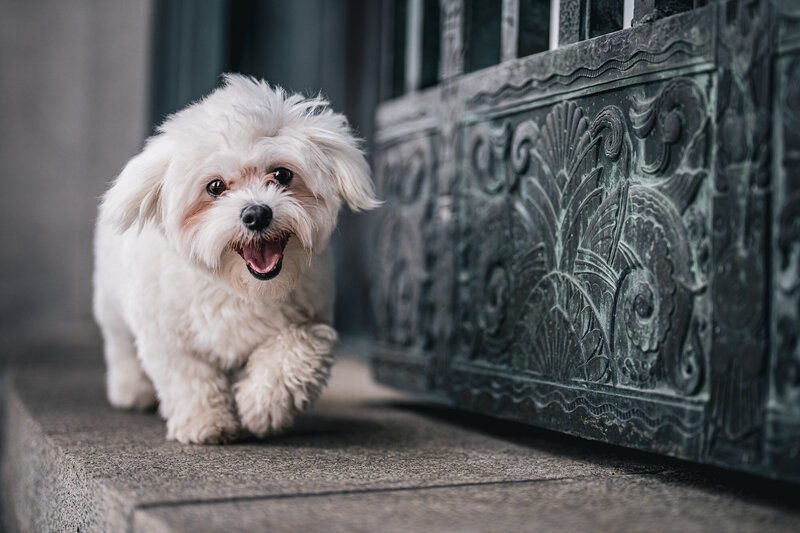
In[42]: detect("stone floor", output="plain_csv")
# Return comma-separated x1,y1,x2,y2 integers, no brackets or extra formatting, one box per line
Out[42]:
2,346,799,532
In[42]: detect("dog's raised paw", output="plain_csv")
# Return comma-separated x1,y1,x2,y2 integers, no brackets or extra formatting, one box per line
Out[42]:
234,371,297,438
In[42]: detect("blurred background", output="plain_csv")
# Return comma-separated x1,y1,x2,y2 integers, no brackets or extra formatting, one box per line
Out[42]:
0,0,385,356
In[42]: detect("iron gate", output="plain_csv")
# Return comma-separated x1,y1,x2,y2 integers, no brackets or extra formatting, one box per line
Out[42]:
371,0,800,482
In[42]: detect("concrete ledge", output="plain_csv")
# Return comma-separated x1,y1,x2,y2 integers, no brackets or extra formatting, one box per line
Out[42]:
2,350,800,532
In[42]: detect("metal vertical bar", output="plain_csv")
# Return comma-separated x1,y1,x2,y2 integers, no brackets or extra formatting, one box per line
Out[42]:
633,0,693,24
501,0,520,62
633,0,654,22
439,0,465,80
623,0,636,27
559,0,586,46
550,0,561,49
406,0,423,92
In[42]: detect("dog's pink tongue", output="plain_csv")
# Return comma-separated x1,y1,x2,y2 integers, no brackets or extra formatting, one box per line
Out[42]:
243,240,283,273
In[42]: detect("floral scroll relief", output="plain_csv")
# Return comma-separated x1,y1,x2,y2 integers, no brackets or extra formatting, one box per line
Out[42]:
460,81,708,395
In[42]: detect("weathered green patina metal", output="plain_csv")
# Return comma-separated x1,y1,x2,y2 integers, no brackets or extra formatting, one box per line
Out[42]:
371,0,800,482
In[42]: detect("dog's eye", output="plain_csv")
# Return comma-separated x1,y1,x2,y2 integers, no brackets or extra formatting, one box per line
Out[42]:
206,179,227,197
271,167,293,186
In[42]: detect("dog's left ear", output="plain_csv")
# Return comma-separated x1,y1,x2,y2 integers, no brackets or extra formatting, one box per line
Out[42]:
100,136,171,232
308,127,382,212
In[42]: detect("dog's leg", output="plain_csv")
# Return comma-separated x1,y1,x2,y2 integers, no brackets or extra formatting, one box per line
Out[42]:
235,324,337,437
137,339,239,444
103,328,158,411
95,297,157,410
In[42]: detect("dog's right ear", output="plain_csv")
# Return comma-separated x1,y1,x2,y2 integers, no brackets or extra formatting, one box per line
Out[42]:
100,137,170,232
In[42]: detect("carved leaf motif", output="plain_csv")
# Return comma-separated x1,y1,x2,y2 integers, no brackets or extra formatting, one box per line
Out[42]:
513,272,609,382
521,102,611,275
510,102,617,381
461,97,704,393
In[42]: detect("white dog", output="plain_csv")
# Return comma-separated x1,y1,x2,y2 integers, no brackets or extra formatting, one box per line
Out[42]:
93,74,379,444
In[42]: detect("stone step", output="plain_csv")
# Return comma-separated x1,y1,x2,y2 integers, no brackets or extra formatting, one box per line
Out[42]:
2,349,799,532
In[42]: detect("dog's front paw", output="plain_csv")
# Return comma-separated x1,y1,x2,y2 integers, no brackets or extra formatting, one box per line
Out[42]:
236,325,336,438
166,407,240,444
107,367,157,411
234,370,295,437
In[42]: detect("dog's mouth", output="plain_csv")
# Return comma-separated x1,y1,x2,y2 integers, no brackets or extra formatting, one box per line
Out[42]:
235,233,290,280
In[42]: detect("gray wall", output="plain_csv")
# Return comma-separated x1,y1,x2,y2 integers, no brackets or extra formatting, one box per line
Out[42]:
0,0,153,354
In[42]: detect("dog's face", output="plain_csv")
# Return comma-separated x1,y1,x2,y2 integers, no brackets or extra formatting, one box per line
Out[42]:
101,75,379,299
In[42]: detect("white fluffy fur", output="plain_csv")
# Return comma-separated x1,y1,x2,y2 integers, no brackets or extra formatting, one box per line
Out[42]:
93,75,379,443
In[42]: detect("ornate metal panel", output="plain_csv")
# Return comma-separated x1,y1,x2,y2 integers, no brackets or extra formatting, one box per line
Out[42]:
372,0,800,482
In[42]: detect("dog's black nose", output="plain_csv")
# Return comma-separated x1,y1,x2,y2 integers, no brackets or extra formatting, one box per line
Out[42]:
241,204,273,231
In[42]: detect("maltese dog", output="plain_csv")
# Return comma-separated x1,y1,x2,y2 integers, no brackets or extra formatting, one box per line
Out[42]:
93,74,379,444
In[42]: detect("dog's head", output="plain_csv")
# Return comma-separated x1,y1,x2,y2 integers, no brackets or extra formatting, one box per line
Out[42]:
100,74,379,298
